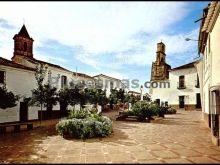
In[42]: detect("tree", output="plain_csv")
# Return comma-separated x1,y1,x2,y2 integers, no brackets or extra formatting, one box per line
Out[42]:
117,88,125,103
30,64,57,123
109,88,118,110
59,86,82,111
96,89,109,107
0,85,19,109
58,87,70,116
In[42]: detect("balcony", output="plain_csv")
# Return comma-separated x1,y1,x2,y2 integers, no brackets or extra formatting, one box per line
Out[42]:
177,82,186,89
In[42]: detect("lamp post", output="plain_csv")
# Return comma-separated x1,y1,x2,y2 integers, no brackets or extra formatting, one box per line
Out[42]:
140,85,143,101
185,38,200,42
185,38,201,59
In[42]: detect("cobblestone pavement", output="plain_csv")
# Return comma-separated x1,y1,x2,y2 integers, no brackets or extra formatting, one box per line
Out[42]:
1,110,220,163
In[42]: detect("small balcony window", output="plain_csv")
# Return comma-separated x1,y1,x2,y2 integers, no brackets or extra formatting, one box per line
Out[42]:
177,75,186,89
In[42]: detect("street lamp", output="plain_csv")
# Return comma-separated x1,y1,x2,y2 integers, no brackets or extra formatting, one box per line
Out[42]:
185,38,200,41
185,38,201,59
140,85,143,101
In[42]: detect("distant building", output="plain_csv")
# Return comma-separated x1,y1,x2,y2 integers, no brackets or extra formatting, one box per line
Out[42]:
93,74,127,97
196,1,220,146
0,25,122,123
149,42,201,110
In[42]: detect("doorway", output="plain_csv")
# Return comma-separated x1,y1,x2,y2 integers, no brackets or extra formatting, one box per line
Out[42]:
196,93,202,109
179,96,185,108
20,102,28,122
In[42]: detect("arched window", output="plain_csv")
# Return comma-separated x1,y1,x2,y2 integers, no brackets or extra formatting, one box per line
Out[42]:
24,42,27,51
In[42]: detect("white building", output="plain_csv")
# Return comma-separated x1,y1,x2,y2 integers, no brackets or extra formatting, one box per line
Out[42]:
0,25,125,123
0,57,38,123
149,42,201,110
196,1,220,146
93,74,127,97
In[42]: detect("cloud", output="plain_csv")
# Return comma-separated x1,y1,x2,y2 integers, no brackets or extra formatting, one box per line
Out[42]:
0,2,205,89
0,18,15,29
0,2,189,57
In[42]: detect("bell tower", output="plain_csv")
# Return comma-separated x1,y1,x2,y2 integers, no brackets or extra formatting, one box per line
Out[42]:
156,42,166,65
151,42,171,81
12,24,34,64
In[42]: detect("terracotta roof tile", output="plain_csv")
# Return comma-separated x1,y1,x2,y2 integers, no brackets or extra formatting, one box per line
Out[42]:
0,57,36,71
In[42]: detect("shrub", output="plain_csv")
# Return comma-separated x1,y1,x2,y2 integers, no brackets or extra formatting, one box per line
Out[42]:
166,107,177,114
56,116,113,139
132,101,155,121
68,109,89,119
122,109,135,116
56,109,113,139
156,106,169,117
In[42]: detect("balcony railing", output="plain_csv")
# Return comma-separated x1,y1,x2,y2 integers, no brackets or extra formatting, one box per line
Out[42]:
177,82,186,89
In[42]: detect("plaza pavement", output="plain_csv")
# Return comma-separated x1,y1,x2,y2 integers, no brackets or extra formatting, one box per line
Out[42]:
0,110,220,163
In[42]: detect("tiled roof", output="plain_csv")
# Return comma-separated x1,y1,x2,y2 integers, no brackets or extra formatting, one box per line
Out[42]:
198,2,220,54
24,57,71,72
170,61,196,71
24,57,93,78
201,2,220,33
0,57,36,71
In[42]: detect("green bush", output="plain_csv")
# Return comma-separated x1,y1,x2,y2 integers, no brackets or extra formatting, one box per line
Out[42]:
67,110,89,119
156,106,169,117
166,107,177,114
122,109,135,116
56,109,113,139
132,101,156,121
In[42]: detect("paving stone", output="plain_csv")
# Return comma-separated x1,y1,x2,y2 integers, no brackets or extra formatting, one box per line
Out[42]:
187,156,220,163
1,110,220,163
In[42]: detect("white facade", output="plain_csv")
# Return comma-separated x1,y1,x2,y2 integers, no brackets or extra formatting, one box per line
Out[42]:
150,65,201,110
93,74,127,97
0,64,38,123
197,1,220,145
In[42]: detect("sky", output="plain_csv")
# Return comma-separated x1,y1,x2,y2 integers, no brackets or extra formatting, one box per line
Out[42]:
0,1,209,93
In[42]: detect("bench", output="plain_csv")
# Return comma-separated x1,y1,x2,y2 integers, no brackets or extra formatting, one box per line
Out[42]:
116,111,151,122
0,122,33,134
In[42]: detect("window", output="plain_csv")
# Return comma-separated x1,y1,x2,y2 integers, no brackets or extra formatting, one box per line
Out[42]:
110,81,114,89
0,71,5,84
155,99,160,106
61,75,67,88
24,42,27,51
195,74,200,88
178,75,185,88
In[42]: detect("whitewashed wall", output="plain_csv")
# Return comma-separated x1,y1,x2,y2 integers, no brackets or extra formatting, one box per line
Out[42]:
150,67,200,106
0,65,38,123
201,13,220,114
94,75,124,97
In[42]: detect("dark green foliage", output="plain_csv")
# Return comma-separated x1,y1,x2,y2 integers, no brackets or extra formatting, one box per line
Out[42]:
132,101,157,121
166,107,177,114
30,83,57,111
0,85,19,109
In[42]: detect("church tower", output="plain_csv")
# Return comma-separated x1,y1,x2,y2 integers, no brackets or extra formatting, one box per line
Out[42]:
12,25,34,64
151,42,171,81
